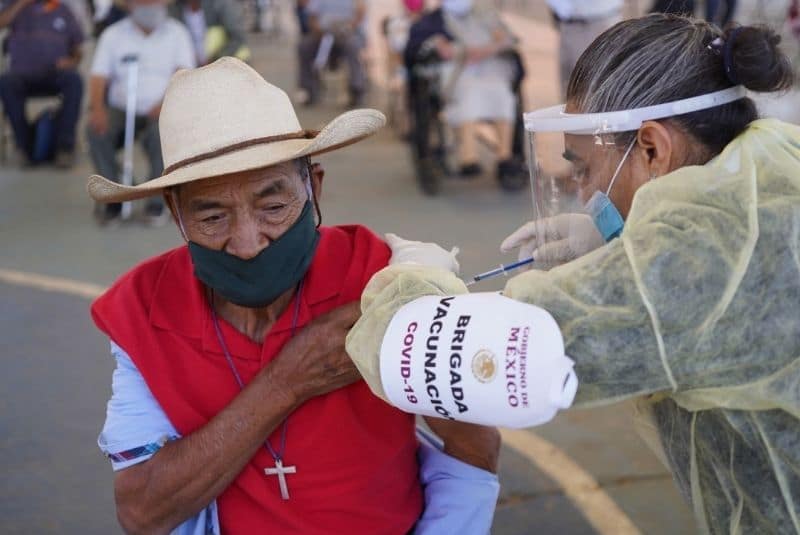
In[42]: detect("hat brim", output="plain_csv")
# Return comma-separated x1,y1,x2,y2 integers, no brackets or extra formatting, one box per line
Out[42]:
87,108,386,203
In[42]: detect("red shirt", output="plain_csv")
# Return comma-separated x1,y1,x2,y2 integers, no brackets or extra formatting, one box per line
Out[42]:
92,225,423,534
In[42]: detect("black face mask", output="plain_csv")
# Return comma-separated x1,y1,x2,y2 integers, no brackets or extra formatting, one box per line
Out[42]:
187,201,320,308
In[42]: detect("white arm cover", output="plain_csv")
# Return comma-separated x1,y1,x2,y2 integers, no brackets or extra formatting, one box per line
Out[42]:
379,293,577,428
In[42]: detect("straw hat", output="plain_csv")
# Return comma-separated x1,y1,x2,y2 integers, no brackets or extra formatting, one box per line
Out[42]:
87,57,386,203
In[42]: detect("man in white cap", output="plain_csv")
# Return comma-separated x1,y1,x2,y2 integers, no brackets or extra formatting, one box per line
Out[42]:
89,57,500,534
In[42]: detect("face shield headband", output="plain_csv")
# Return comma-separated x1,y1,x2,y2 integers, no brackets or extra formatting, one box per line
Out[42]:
523,86,747,134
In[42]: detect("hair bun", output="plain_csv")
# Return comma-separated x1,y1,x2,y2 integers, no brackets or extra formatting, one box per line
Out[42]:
726,25,794,92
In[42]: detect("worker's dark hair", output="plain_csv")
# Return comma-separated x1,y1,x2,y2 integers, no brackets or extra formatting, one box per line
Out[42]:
567,14,794,162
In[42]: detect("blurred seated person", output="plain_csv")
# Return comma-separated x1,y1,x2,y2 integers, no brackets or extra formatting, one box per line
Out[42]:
0,0,84,167
169,0,250,66
405,0,523,182
86,0,195,225
297,0,366,106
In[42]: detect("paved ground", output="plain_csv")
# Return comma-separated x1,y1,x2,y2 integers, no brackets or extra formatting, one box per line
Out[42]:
2,2,754,533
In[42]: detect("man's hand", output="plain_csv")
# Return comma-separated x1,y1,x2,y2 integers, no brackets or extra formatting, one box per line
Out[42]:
89,106,109,135
424,417,501,473
268,302,363,404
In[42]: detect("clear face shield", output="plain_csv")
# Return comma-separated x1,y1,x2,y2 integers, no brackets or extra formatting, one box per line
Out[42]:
526,129,635,268
521,86,748,269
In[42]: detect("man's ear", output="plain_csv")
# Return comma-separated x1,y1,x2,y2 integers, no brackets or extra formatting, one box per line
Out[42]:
636,121,673,178
310,162,324,200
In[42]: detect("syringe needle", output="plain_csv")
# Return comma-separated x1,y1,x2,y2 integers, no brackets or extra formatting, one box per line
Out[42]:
465,257,535,286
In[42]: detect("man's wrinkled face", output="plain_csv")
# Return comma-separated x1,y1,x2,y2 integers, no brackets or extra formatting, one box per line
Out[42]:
170,161,309,260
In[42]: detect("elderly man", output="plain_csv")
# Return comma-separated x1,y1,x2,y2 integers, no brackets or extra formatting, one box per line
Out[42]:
87,0,195,225
0,0,84,167
88,57,500,534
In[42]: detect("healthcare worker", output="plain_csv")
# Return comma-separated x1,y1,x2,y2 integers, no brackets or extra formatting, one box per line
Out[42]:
346,14,800,534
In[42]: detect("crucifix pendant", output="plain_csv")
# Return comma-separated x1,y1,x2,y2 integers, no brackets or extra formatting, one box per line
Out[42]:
264,459,297,500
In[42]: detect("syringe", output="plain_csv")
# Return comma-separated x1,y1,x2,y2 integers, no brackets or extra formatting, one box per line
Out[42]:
465,257,534,286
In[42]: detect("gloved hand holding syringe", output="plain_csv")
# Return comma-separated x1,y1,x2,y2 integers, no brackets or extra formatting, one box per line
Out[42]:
385,233,536,286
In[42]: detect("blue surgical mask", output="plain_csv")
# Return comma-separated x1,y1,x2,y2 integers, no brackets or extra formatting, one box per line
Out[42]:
585,191,625,242
585,139,636,242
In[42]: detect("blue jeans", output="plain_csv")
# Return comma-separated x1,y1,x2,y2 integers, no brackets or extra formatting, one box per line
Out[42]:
0,69,83,156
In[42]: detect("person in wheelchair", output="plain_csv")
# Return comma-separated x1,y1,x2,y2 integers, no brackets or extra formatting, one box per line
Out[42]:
0,0,85,168
296,0,366,107
405,0,526,190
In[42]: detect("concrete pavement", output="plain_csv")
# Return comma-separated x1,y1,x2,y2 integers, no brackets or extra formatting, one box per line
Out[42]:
0,4,697,534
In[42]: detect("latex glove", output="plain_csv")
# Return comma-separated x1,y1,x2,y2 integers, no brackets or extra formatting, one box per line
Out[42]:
386,233,460,274
500,213,604,265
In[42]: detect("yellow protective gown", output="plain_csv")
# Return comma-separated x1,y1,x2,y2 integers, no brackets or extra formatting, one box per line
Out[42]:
346,118,800,534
